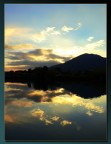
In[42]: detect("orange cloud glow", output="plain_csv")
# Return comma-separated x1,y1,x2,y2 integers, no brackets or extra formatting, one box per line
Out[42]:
5,114,14,123
5,43,34,50
10,100,34,107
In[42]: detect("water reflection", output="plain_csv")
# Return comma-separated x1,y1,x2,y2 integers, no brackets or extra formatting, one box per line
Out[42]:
5,82,107,141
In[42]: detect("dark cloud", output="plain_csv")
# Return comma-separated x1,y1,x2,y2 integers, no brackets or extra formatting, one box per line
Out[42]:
8,59,60,68
6,48,72,69
28,49,43,55
5,52,28,60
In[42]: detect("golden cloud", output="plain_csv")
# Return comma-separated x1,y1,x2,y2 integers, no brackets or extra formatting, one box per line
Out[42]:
30,108,72,126
51,116,60,121
28,88,65,98
53,88,64,94
60,120,72,126
86,111,93,116
44,119,53,125
28,90,46,97
5,44,34,50
31,108,53,125
31,109,44,118
28,55,47,61
52,95,78,104
85,103,104,113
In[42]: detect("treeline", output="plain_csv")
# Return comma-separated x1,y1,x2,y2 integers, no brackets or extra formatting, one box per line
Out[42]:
5,66,106,83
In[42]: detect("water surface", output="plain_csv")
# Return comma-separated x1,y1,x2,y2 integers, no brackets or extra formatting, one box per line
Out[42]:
5,82,107,141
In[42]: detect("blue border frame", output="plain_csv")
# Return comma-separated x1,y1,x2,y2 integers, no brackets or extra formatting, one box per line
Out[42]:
0,2,110,144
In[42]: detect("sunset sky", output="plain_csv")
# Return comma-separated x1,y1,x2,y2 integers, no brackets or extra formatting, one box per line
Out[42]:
5,4,106,71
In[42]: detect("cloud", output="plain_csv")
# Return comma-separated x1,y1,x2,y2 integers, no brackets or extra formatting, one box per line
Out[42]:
5,23,82,47
51,31,61,35
32,33,46,42
30,108,53,125
6,59,60,69
51,116,60,121
5,82,105,127
32,27,60,42
10,99,33,107
51,95,104,114
46,53,71,62
28,49,52,56
5,82,26,86
87,36,94,42
5,82,105,115
27,88,67,103
62,26,73,32
5,48,72,70
5,43,34,50
5,87,66,104
41,27,60,36
5,107,17,123
52,95,74,104
5,51,28,60
85,103,104,113
74,22,82,30
45,27,55,32
62,22,82,32
28,90,46,97
86,111,93,116
5,27,32,44
44,119,53,125
5,65,29,71
30,109,72,126
53,88,64,94
31,108,44,118
5,114,14,123
85,40,105,50
60,120,72,126
5,26,61,45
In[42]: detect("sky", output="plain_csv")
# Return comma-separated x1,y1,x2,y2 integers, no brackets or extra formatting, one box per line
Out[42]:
5,4,106,71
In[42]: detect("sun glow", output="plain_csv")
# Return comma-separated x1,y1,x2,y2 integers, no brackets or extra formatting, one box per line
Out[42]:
53,48,80,58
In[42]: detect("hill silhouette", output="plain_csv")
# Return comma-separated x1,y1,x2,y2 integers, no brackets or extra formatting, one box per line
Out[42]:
50,53,106,72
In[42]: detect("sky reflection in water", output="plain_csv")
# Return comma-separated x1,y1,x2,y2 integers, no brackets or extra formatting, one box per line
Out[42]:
5,82,107,141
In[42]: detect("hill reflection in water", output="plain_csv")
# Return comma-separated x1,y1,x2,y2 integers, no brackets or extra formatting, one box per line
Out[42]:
5,78,106,99
30,80,106,99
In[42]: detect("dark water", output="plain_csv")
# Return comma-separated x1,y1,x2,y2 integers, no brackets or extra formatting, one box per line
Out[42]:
5,81,107,141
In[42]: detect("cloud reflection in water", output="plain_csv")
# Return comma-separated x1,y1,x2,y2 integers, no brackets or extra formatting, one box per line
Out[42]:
5,82,106,128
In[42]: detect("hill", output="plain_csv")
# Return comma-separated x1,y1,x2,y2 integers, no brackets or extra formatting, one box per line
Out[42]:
50,53,106,72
